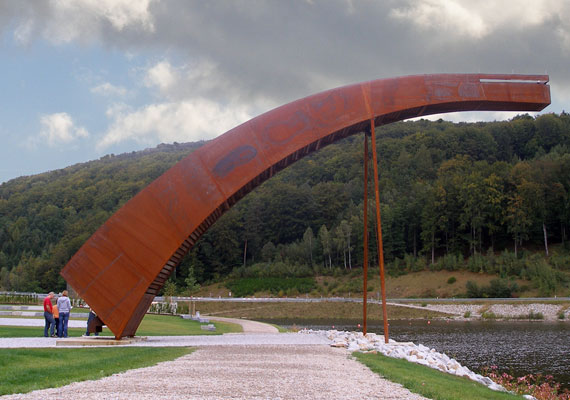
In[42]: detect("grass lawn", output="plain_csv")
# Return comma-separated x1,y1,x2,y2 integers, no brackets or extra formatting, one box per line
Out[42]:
0,347,192,395
0,326,87,338
136,314,242,335
69,307,91,313
354,352,519,400
0,313,242,337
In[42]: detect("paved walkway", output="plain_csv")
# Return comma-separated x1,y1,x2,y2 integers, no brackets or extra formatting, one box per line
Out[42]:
205,315,279,333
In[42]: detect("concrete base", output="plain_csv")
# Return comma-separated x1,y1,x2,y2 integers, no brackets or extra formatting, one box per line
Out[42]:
56,336,147,346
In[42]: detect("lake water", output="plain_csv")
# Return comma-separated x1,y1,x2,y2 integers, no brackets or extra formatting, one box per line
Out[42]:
266,318,570,389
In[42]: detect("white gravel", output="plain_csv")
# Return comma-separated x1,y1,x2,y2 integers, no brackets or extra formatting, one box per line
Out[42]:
0,344,428,400
486,303,562,320
422,304,481,316
424,303,568,320
317,330,507,392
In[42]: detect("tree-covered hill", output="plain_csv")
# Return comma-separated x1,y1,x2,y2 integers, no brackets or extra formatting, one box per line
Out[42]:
1,114,570,297
0,142,203,290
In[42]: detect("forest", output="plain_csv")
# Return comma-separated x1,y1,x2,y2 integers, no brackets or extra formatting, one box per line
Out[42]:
1,113,570,297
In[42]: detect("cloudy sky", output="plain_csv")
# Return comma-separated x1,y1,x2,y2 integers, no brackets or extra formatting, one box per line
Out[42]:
1,0,569,184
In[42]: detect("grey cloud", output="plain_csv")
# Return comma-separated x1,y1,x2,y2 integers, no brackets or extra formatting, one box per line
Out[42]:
0,1,52,43
143,1,570,109
3,0,569,112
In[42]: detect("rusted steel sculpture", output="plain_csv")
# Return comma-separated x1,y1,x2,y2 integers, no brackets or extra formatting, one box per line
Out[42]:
61,74,550,339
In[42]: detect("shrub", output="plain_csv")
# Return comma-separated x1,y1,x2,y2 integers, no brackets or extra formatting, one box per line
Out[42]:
522,256,568,296
496,249,524,277
527,311,544,320
482,365,570,400
438,253,463,271
387,258,408,277
0,293,40,305
463,311,471,318
486,279,514,298
226,277,316,297
467,254,485,273
558,312,565,320
466,281,481,298
229,261,314,280
465,279,517,298
549,253,570,271
481,311,497,319
447,276,457,284
341,277,364,294
162,280,178,297
176,302,189,315
404,254,425,272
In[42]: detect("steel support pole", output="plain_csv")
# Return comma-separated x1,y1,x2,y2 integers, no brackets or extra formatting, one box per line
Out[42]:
362,132,369,335
369,119,389,343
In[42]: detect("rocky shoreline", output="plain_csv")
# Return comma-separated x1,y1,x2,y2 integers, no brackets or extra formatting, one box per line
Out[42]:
301,329,536,399
415,302,569,321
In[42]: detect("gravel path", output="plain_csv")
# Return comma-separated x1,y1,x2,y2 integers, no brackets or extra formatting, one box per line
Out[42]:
0,345,428,400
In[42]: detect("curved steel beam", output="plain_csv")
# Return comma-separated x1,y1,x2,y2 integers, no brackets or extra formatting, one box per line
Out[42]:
61,73,550,338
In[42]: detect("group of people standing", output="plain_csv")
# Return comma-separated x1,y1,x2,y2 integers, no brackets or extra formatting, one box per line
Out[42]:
43,290,72,338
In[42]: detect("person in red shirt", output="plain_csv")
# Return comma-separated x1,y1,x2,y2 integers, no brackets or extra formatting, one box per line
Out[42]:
43,292,55,337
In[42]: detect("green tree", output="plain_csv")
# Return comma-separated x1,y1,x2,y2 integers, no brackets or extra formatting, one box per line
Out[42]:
318,225,332,269
458,169,486,255
504,192,531,257
482,170,508,252
339,220,353,269
261,241,276,262
184,266,200,294
420,184,441,265
302,227,315,266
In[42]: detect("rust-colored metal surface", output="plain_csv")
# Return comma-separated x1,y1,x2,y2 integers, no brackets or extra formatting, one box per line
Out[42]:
362,132,369,336
60,74,550,339
370,117,390,343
